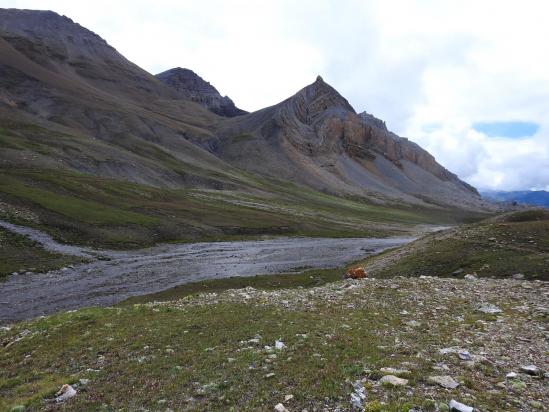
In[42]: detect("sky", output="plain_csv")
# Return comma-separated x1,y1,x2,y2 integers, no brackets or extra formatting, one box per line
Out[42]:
3,0,549,191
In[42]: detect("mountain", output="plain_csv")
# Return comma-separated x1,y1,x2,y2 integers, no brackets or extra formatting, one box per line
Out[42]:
481,190,549,207
156,67,247,117
0,9,494,248
217,76,483,209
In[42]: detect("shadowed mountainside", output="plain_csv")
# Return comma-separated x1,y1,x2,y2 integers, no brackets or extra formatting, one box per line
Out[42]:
0,8,494,249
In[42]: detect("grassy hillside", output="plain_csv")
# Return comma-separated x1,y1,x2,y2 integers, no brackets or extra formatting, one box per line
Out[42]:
1,212,547,411
364,209,549,281
0,227,82,277
1,277,546,411
0,165,485,252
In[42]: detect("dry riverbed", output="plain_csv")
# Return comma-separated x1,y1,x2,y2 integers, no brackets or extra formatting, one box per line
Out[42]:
0,220,414,323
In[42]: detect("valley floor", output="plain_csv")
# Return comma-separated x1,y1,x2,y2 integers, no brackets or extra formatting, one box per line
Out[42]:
0,218,412,323
1,210,548,411
1,277,547,411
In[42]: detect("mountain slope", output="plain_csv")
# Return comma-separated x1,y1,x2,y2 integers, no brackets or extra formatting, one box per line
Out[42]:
217,76,486,209
156,67,247,117
0,8,494,248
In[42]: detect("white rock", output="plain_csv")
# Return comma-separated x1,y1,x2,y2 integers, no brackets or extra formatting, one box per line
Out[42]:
458,350,472,361
379,374,408,386
506,372,517,379
350,380,367,410
449,399,473,412
439,347,459,355
284,394,294,402
520,364,540,375
476,303,502,314
428,375,460,389
350,392,364,410
274,403,288,412
275,340,286,350
379,367,410,376
55,384,77,403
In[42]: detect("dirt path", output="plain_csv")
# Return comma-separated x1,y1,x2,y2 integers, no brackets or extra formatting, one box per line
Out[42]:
0,220,416,323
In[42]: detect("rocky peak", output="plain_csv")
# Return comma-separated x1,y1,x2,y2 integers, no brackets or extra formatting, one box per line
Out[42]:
358,111,387,131
0,9,173,102
0,9,116,60
282,76,356,127
155,67,246,117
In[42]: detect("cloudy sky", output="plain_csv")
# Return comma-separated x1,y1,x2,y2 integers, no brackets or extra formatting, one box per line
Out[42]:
4,0,549,191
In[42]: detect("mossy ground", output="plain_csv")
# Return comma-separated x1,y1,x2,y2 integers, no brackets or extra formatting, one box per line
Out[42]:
1,277,546,411
0,166,487,251
1,211,548,410
0,227,82,278
364,210,549,281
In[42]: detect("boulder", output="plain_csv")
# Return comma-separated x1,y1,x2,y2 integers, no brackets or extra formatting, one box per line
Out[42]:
379,374,408,386
55,384,77,403
428,375,460,389
449,400,473,412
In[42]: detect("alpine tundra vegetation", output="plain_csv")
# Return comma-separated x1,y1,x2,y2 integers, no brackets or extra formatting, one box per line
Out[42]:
0,5,547,412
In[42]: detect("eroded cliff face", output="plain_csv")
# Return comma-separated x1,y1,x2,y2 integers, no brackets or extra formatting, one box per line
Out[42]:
156,68,247,117
272,76,478,195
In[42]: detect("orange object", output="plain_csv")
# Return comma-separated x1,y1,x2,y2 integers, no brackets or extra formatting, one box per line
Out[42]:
344,267,368,279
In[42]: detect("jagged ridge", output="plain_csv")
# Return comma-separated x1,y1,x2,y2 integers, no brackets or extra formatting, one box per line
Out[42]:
156,67,247,117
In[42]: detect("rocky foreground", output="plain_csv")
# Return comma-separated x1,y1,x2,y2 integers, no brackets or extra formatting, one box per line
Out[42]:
2,275,546,411
151,276,548,411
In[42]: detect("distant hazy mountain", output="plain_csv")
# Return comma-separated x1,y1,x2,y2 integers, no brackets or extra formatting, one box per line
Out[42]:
481,190,549,207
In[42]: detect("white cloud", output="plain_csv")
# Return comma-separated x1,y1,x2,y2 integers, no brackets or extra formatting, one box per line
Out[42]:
3,0,549,190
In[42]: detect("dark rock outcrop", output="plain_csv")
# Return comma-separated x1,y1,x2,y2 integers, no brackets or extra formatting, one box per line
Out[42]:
156,68,247,117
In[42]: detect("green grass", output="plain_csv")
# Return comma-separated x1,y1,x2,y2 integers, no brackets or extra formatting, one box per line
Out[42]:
0,227,82,278
0,175,158,226
123,267,348,304
365,210,549,281
0,120,491,251
0,166,483,250
0,302,387,410
1,277,540,411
